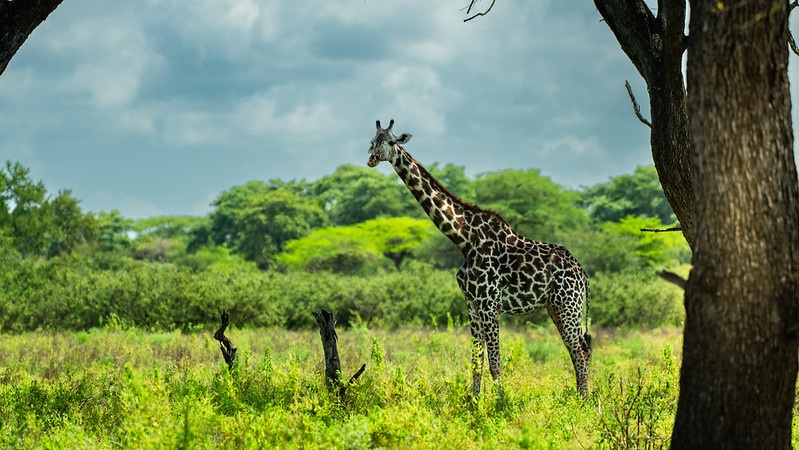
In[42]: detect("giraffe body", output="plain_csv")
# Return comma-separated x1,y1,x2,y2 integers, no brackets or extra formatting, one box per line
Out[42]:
368,120,592,399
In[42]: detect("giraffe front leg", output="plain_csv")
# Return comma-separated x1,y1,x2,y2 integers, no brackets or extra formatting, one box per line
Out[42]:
470,335,485,398
484,313,502,397
468,307,485,398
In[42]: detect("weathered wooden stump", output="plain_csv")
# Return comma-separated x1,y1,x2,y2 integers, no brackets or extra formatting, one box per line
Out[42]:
213,310,237,371
313,309,366,402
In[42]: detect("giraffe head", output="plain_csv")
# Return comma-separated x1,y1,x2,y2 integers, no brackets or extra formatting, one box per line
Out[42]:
367,119,413,167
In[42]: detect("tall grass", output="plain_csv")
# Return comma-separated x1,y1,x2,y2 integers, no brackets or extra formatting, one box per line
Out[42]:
0,325,726,449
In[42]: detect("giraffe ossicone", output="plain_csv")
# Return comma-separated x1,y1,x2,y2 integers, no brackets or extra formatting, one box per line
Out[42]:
367,119,593,399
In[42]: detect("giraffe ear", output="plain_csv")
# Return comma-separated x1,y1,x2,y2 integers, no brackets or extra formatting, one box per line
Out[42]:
396,133,413,144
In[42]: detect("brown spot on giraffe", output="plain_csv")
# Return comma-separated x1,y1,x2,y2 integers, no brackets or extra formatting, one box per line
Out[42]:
367,119,592,399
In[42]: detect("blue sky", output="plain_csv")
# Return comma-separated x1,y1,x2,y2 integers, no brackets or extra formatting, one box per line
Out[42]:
2,1,787,219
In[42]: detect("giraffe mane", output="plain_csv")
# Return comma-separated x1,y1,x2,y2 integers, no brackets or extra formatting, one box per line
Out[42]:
402,146,511,228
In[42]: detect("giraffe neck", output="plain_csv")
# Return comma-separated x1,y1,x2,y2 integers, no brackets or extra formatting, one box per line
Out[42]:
390,146,472,250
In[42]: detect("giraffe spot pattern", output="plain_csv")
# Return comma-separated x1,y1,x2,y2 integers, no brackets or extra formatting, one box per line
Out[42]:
367,122,592,399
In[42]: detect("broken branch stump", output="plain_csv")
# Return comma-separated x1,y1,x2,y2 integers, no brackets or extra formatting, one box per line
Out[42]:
313,309,366,402
213,310,237,371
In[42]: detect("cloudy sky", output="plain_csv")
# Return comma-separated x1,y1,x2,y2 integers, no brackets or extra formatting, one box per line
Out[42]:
1,1,783,219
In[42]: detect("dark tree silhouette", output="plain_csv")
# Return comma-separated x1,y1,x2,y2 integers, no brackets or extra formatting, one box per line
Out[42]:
0,0,64,77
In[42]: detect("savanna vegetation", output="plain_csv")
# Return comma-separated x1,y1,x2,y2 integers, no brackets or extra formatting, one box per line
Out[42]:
3,324,690,449
0,159,700,448
0,160,689,333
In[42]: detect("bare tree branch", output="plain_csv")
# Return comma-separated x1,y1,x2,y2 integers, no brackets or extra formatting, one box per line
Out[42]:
348,364,367,385
464,0,496,22
641,226,682,232
790,30,799,57
656,270,687,289
625,80,652,128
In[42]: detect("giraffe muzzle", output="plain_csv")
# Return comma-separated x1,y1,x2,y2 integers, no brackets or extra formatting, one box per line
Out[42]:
367,154,380,167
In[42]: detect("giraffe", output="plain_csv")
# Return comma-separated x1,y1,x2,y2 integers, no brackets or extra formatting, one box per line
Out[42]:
367,119,592,399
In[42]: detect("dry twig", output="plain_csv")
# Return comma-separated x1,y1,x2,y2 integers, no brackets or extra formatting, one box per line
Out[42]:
625,80,651,128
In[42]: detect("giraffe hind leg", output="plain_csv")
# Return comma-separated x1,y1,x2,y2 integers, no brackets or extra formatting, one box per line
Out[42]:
547,304,590,400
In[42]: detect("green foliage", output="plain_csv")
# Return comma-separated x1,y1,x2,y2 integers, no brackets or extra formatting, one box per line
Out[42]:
597,347,679,449
602,216,690,267
591,271,684,329
0,159,694,334
0,161,98,257
413,232,465,269
427,162,477,202
96,210,133,253
473,168,590,243
568,216,690,277
277,217,436,273
175,244,256,273
581,165,677,225
131,215,203,239
0,327,699,449
311,164,422,226
276,224,385,274
0,253,465,332
192,183,328,268
567,227,649,276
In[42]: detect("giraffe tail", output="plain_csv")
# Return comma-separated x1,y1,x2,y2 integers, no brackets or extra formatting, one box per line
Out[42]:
582,271,592,353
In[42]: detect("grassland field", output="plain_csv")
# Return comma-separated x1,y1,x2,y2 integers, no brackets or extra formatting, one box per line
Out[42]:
1,323,797,449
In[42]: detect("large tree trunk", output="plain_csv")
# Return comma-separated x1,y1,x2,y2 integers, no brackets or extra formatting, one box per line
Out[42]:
593,0,695,248
672,1,799,447
0,0,64,77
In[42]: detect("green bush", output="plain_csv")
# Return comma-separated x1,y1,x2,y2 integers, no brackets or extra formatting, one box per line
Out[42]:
596,347,679,449
590,271,684,329
0,254,466,332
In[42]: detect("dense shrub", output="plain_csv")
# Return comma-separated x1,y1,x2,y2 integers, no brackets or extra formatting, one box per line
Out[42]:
590,271,684,329
0,248,689,333
0,256,465,332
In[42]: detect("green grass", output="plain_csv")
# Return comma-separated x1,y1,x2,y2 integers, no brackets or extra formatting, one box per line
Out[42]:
0,325,691,449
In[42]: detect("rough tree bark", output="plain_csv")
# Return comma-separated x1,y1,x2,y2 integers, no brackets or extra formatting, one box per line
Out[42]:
593,0,695,248
672,1,799,447
591,0,799,445
0,0,64,77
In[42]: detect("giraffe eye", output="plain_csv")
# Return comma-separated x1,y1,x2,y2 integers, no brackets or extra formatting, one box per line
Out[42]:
389,140,396,146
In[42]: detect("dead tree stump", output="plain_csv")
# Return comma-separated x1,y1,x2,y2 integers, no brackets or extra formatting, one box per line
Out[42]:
313,309,366,402
213,310,237,371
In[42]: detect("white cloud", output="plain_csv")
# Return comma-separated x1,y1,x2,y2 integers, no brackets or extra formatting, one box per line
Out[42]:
536,135,605,159
378,65,461,135
163,110,222,147
0,0,666,218
42,18,161,109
